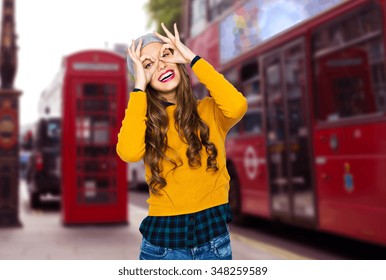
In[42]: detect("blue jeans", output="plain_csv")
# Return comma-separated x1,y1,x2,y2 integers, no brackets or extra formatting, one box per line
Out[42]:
139,232,232,260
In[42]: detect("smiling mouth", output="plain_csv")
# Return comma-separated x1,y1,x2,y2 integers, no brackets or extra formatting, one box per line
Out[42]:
159,70,175,83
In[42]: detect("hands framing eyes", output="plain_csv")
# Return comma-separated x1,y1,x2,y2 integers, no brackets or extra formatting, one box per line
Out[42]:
127,23,196,90
127,38,154,90
154,23,196,65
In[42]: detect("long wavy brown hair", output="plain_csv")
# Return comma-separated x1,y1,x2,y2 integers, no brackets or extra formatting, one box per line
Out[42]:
144,64,218,194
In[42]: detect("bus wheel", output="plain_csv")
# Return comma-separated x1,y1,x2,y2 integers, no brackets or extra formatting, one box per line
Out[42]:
228,166,244,224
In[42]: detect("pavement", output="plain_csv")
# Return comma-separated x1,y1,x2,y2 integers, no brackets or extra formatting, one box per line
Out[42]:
0,180,143,260
0,180,308,260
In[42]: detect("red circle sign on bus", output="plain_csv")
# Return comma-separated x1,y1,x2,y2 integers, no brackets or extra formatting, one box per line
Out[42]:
244,146,259,180
0,108,17,149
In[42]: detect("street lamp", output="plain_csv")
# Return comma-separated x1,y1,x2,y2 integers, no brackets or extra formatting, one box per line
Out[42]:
0,0,22,227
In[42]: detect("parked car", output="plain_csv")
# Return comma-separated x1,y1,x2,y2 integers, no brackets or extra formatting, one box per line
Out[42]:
25,118,61,208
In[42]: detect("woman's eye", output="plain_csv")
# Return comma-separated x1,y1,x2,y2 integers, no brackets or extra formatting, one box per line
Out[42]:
162,49,173,58
144,63,152,69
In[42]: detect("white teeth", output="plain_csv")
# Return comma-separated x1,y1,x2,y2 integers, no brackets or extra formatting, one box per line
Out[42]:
160,71,173,81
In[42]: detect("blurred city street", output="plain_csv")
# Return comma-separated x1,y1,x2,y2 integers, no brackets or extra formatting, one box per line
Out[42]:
1,180,298,260
0,180,142,259
0,180,384,260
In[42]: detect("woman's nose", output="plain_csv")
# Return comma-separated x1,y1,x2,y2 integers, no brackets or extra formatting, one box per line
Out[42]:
157,59,166,71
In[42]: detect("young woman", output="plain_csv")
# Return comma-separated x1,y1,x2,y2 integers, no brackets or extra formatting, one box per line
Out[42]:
116,23,247,260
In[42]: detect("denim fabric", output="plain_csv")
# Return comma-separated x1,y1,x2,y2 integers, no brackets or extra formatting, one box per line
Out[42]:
139,231,232,260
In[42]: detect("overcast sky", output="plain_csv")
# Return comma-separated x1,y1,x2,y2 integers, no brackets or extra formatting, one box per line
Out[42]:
14,0,152,126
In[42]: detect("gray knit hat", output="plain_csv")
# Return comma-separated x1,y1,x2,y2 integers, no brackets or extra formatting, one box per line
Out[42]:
127,33,165,77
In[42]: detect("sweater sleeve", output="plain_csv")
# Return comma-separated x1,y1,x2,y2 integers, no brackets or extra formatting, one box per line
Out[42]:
116,91,147,162
192,58,248,132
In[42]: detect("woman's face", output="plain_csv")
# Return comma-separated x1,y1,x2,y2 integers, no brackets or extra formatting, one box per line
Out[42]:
141,42,181,100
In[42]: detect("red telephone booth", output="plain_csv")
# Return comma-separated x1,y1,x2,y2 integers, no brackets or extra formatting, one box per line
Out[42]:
58,50,128,224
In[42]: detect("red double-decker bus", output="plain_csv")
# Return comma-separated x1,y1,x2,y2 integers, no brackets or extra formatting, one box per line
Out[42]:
30,50,129,224
183,0,386,246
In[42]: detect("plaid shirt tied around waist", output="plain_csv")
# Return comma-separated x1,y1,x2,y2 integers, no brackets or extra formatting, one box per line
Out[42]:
139,203,232,249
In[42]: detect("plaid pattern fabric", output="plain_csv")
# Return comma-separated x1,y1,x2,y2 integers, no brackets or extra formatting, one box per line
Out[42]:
139,203,232,249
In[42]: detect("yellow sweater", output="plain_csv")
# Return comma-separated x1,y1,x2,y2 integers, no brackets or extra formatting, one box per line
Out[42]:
116,58,247,216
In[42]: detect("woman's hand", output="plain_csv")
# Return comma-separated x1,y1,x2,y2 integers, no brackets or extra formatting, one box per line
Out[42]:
127,39,156,90
154,23,196,65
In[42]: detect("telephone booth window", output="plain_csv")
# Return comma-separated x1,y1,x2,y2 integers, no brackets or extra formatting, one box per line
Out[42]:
75,83,118,205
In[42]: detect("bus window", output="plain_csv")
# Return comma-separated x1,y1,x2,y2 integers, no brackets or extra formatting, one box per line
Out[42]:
240,60,262,134
313,5,386,122
243,110,262,134
333,77,371,118
241,61,260,97
368,39,386,111
208,0,233,21
265,56,285,141
313,8,381,53
285,44,306,135
244,81,260,98
241,61,258,83
190,0,207,37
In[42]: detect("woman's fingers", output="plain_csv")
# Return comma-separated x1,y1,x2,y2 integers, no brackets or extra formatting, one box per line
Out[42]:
127,46,137,63
129,41,139,64
153,30,171,44
173,23,180,43
130,39,137,55
159,43,173,56
131,40,136,54
129,39,143,60
135,38,142,57
139,55,154,64
158,43,175,63
127,46,132,57
161,22,175,41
